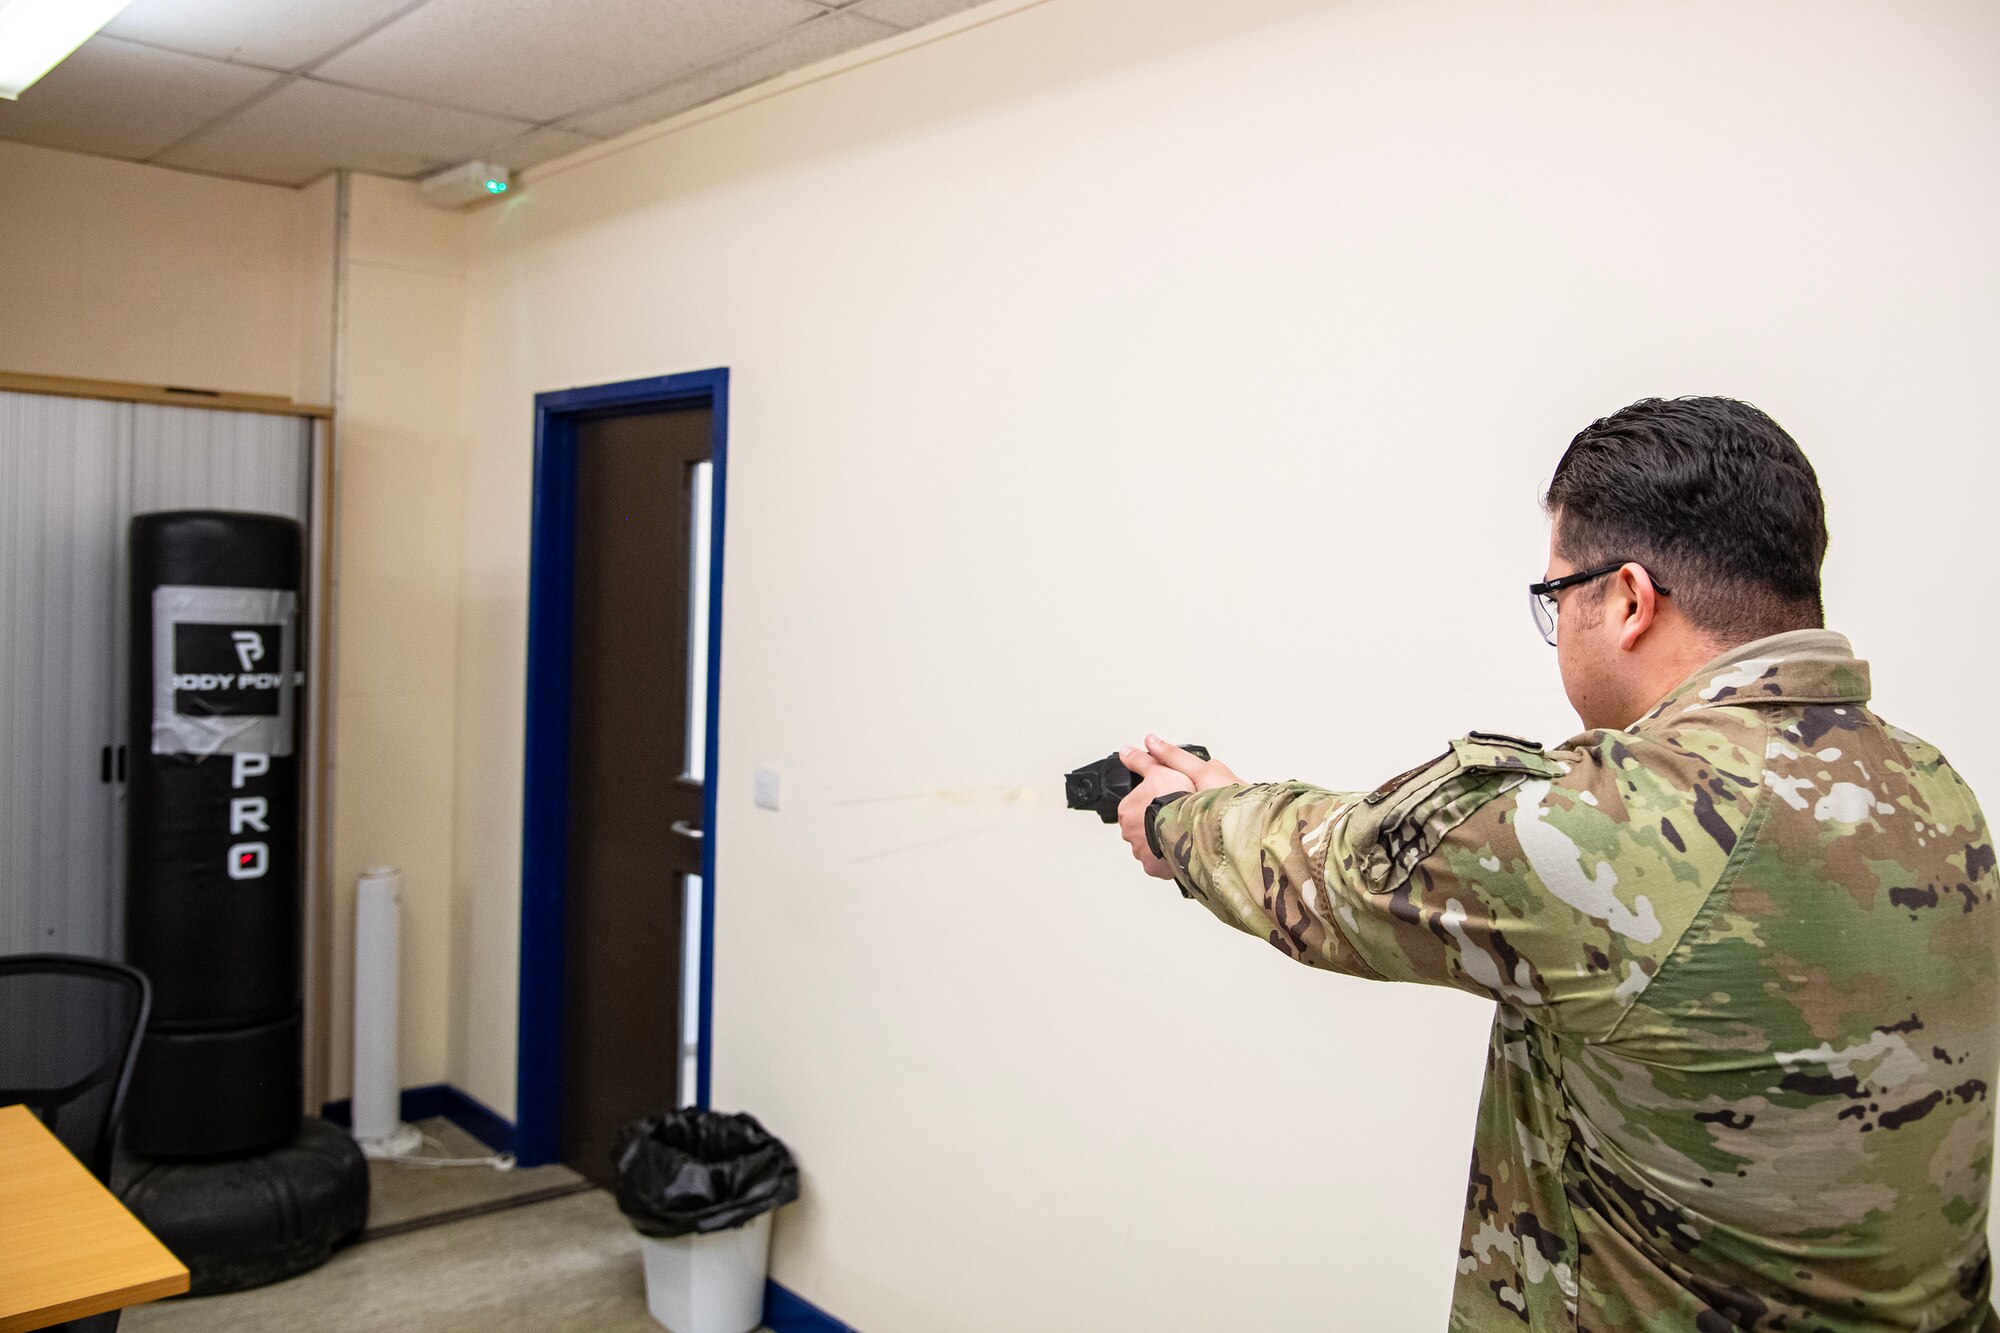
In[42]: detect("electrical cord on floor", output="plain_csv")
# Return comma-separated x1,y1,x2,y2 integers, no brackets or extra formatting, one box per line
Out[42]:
379,1129,517,1172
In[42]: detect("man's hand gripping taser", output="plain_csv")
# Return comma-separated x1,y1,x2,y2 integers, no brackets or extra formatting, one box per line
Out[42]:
1063,745,1209,823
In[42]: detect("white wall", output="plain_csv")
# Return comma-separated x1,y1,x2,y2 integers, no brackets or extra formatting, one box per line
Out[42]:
0,141,316,400
325,174,469,1101
450,0,2000,1326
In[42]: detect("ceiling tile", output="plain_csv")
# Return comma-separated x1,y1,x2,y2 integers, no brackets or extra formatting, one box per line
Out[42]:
563,12,900,140
480,125,605,173
155,77,534,186
850,0,987,30
103,0,422,72
314,0,829,124
0,36,278,162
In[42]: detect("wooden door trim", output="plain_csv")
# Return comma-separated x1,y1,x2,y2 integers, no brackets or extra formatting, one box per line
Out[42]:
0,370,333,419
516,368,729,1168
302,418,337,1116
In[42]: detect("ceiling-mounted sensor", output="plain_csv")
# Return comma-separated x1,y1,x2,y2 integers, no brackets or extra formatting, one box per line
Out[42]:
418,161,512,209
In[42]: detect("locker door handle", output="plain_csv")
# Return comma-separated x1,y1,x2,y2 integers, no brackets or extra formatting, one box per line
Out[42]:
102,746,112,783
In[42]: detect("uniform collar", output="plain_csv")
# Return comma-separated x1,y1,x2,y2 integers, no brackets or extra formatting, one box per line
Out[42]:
1637,628,1870,729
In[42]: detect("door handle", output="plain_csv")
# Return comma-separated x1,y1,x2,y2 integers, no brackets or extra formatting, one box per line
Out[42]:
670,820,704,841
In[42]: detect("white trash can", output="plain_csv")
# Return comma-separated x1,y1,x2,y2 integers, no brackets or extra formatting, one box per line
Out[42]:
638,1209,774,1333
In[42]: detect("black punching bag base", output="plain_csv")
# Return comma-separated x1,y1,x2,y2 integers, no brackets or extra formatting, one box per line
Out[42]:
125,1010,303,1159
116,1117,368,1296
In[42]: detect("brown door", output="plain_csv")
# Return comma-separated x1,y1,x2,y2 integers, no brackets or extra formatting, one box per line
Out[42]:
560,406,712,1187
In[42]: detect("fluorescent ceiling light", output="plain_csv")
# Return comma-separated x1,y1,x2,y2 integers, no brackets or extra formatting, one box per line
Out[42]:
0,0,140,100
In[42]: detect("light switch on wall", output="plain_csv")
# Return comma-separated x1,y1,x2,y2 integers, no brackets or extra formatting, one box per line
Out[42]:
753,767,782,811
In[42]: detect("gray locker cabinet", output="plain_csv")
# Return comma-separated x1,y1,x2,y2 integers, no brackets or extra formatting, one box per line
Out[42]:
1,391,123,955
0,390,310,957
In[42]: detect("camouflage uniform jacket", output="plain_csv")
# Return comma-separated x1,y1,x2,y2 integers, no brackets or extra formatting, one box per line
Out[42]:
1154,630,2000,1332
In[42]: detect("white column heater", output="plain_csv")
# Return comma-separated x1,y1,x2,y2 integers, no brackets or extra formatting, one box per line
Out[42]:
353,866,421,1157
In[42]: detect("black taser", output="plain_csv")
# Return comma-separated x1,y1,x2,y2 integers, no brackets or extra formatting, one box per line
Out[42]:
1063,744,1210,824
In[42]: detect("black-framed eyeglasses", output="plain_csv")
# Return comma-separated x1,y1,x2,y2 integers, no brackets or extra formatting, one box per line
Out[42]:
1528,562,1670,646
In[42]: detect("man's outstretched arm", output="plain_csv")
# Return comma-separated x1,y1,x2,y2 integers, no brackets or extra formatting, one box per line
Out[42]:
1127,735,1747,1041
1146,776,1382,977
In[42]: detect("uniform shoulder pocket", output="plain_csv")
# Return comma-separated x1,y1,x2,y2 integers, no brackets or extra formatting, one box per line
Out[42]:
1344,735,1561,895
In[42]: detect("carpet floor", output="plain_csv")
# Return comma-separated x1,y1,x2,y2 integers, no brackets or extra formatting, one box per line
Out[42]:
125,1185,775,1332
361,1117,588,1238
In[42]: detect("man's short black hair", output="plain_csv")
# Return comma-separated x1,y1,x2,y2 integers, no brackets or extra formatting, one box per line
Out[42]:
1544,396,1827,642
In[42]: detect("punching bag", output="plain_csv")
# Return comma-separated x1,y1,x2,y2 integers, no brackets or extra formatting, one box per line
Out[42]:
125,510,304,1158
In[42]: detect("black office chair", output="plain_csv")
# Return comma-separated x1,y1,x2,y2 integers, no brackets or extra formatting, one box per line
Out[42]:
0,952,152,1333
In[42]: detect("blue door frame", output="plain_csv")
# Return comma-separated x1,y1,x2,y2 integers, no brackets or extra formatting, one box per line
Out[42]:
515,367,729,1168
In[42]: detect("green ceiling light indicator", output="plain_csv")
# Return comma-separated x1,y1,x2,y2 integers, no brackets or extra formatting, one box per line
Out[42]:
417,161,513,209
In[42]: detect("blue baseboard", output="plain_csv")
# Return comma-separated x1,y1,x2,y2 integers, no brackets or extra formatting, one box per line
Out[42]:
765,1280,860,1332
320,1082,516,1154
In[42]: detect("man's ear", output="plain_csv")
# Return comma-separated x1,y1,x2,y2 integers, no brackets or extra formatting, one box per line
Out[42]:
1615,563,1661,652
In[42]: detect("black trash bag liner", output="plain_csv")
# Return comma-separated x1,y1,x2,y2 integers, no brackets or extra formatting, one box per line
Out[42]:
613,1109,799,1238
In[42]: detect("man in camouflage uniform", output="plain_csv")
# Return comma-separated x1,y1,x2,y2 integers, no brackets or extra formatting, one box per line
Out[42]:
1117,397,1999,1332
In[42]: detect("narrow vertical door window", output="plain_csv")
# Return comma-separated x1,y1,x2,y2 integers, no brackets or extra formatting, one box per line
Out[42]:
680,874,703,1107
683,459,711,783
679,458,712,1106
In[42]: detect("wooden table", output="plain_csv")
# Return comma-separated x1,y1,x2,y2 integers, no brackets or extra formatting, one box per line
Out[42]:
0,1103,189,1332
